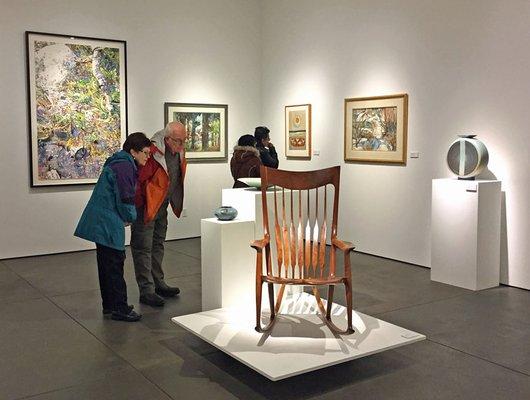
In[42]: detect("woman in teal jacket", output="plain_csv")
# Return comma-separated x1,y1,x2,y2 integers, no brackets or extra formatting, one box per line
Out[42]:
75,132,152,322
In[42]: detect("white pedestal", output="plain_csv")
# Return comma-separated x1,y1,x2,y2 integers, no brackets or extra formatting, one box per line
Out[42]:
430,179,501,290
201,218,255,310
199,188,301,311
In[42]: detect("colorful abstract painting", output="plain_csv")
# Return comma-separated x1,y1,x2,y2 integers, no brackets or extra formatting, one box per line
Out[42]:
26,32,127,186
351,107,397,151
285,104,311,159
344,94,408,164
164,103,228,162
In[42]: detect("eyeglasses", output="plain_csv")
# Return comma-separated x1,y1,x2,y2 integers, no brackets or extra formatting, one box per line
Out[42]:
167,137,183,145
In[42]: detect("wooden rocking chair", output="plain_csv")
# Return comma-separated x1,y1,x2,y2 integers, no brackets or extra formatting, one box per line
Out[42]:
251,165,355,334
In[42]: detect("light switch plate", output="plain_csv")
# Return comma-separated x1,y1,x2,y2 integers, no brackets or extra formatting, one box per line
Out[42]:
313,150,320,156
410,151,420,158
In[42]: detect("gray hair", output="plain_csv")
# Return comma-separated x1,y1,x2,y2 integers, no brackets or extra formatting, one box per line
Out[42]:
164,122,172,137
164,121,184,137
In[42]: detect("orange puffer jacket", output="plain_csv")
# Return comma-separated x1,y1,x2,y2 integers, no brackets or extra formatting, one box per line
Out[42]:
135,131,187,223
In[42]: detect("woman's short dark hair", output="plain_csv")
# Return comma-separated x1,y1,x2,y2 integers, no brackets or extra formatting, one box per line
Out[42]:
123,132,152,153
238,134,256,147
254,126,270,144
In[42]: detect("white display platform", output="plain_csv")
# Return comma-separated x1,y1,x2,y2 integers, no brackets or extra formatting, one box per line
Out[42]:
172,292,425,381
431,179,501,290
201,218,255,310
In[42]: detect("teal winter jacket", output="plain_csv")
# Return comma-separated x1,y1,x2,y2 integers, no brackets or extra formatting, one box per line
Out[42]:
74,150,138,250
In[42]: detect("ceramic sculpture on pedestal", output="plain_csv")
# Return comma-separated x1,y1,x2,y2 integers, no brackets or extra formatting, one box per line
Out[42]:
446,134,489,180
214,206,238,221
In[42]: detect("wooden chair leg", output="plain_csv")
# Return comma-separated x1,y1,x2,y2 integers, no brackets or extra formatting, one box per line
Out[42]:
313,286,352,334
268,283,275,320
274,284,286,314
326,285,335,320
255,276,263,332
344,280,354,334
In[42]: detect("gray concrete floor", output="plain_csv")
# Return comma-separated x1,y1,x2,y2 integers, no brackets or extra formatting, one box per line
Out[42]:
1,238,529,399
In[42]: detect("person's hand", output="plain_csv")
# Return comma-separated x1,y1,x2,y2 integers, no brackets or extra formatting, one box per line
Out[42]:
268,142,274,149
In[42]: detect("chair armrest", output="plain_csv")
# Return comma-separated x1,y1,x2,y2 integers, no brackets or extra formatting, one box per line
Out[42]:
250,238,269,251
332,238,355,253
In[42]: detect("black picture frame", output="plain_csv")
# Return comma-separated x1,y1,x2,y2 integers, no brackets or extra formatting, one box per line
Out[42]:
26,31,128,187
164,102,228,163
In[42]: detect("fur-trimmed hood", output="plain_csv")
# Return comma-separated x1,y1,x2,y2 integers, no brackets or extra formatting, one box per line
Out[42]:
230,145,261,188
232,145,260,158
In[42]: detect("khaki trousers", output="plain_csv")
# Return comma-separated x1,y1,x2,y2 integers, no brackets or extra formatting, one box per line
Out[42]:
131,200,169,295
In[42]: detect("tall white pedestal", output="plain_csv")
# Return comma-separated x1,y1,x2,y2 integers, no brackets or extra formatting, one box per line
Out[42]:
430,179,501,290
200,188,301,311
201,218,255,310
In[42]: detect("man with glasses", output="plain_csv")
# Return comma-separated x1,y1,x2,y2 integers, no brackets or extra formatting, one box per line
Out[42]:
130,121,187,307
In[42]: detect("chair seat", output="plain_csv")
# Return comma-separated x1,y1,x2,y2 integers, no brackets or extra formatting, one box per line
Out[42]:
262,275,345,285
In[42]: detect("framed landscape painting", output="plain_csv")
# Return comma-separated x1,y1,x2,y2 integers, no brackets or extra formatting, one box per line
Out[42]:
344,94,408,164
26,31,127,187
164,103,228,163
285,104,311,159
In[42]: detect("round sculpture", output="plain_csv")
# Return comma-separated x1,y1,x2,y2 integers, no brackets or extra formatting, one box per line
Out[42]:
214,206,238,221
446,134,489,180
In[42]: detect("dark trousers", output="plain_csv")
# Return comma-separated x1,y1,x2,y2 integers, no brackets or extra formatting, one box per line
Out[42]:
131,201,169,295
96,243,129,313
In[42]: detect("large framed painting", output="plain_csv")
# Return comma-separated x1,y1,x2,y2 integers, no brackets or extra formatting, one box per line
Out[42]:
285,104,311,159
344,94,408,164
26,31,128,187
164,102,228,163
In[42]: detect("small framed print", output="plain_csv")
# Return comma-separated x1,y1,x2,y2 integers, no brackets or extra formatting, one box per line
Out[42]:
164,102,228,163
344,94,408,164
285,104,311,159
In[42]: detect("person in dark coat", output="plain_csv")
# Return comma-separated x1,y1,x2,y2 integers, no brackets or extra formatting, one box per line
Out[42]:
75,132,152,322
230,134,261,188
254,126,279,169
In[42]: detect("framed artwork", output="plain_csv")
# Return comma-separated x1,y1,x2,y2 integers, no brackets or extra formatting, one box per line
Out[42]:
26,31,128,187
344,94,408,164
285,104,311,159
164,103,228,163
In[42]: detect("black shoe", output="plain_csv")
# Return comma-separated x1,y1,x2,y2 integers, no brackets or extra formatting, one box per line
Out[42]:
155,286,180,298
103,304,134,316
140,292,165,307
111,309,142,322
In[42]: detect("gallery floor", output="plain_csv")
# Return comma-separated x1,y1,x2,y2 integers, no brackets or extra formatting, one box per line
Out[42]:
1,238,530,400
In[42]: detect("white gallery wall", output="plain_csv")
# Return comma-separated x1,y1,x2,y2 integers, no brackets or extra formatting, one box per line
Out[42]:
260,0,530,289
0,0,528,290
0,0,261,258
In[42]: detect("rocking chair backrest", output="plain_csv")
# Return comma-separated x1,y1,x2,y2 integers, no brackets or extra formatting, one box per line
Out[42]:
259,165,341,280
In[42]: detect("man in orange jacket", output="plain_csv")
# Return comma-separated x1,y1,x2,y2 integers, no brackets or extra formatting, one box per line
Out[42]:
131,121,187,307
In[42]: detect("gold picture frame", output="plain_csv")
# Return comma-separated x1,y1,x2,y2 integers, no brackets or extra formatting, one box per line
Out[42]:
344,94,408,164
285,104,311,159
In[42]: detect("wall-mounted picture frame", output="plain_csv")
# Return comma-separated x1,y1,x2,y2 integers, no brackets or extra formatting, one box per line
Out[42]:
344,94,408,165
164,102,228,163
26,31,128,187
285,104,311,159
